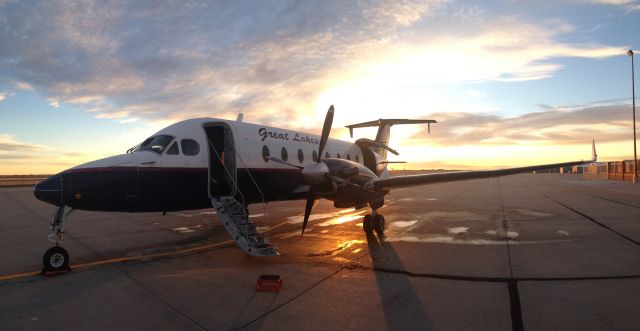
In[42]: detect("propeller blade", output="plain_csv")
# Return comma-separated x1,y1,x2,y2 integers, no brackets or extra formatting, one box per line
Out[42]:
267,157,303,169
301,189,316,236
317,105,334,161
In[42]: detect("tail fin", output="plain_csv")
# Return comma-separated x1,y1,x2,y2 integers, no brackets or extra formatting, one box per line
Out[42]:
346,119,436,158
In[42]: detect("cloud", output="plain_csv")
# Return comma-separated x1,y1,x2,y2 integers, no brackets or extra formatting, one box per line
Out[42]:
0,91,13,102
572,0,640,12
408,102,633,146
14,81,33,90
0,0,628,129
0,134,48,152
0,133,97,174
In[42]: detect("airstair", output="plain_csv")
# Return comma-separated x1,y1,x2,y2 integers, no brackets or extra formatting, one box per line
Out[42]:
211,196,279,256
207,124,278,256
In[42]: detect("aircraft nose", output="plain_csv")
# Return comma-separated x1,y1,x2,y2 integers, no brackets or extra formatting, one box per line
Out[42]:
34,174,63,206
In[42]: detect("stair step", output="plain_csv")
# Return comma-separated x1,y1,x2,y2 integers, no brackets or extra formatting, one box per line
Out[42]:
211,196,278,257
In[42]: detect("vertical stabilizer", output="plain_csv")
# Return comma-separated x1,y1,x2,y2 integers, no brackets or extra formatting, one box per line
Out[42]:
346,119,436,159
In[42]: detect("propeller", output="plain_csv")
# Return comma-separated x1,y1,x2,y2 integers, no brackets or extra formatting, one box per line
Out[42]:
300,105,334,235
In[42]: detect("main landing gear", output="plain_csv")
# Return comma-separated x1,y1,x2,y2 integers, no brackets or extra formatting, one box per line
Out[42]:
362,209,385,236
42,205,72,274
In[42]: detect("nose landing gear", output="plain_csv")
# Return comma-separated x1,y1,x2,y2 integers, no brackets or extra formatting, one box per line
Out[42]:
42,206,72,275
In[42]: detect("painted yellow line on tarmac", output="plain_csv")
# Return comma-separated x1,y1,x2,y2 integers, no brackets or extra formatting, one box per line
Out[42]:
0,270,42,281
0,217,294,283
0,240,234,283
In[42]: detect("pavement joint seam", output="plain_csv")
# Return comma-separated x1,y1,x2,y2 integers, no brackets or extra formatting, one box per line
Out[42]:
544,195,640,247
116,265,210,331
498,178,523,331
584,193,640,210
347,265,640,282
234,268,344,330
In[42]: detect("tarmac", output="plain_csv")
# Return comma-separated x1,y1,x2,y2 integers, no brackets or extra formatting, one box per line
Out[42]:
1,173,639,330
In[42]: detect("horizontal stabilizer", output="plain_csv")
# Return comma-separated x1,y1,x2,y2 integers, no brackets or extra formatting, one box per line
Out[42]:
346,119,437,137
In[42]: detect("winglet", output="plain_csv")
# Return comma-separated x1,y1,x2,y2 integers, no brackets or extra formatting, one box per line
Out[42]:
236,113,243,122
591,139,597,162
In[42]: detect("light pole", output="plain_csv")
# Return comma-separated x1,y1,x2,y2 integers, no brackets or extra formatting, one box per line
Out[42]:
629,49,638,183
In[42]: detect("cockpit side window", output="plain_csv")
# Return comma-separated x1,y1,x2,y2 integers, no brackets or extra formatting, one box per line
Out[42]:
166,141,179,155
181,139,200,156
137,135,174,154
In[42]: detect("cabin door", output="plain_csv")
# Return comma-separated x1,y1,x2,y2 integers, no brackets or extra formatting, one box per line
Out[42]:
204,123,236,198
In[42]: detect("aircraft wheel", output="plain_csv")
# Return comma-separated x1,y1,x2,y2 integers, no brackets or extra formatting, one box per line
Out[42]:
363,214,373,233
374,214,385,236
43,246,69,272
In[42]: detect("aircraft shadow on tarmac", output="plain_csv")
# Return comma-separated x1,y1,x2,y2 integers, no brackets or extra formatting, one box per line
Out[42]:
365,232,434,330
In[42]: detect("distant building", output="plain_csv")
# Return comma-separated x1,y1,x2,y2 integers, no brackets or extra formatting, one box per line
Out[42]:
582,162,607,180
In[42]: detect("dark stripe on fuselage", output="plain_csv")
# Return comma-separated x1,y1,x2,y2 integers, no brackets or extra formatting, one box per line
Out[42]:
58,166,307,212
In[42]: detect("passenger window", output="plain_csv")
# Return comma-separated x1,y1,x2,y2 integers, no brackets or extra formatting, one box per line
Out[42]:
336,153,341,159
298,149,304,163
262,145,270,161
355,155,360,163
347,154,351,160
281,147,288,161
166,142,179,155
312,150,318,162
181,139,200,156
325,152,330,159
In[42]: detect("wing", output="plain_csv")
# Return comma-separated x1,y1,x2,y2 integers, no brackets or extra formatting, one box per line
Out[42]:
370,141,597,190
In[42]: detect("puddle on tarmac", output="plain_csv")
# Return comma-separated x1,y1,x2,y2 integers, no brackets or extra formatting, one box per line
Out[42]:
390,220,418,227
514,209,554,218
485,230,497,235
316,211,367,227
172,226,198,234
506,231,519,239
386,236,569,245
448,227,468,234
422,211,492,222
198,211,217,215
306,239,365,257
557,230,570,236
287,208,356,224
277,228,313,239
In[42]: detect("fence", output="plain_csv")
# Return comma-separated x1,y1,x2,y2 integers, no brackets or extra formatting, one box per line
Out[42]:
606,160,640,182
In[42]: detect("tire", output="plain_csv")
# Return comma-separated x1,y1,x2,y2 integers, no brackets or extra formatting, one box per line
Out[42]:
363,214,373,233
43,246,69,272
374,214,385,236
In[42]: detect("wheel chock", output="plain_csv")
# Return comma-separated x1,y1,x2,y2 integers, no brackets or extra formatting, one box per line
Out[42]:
40,266,72,277
256,274,283,292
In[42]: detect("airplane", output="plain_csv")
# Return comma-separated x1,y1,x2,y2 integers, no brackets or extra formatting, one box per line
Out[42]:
34,105,597,273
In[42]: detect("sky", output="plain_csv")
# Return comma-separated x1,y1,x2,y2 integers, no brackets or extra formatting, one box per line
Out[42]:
0,0,639,175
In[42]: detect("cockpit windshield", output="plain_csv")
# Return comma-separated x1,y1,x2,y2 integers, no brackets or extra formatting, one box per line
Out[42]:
128,135,174,154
